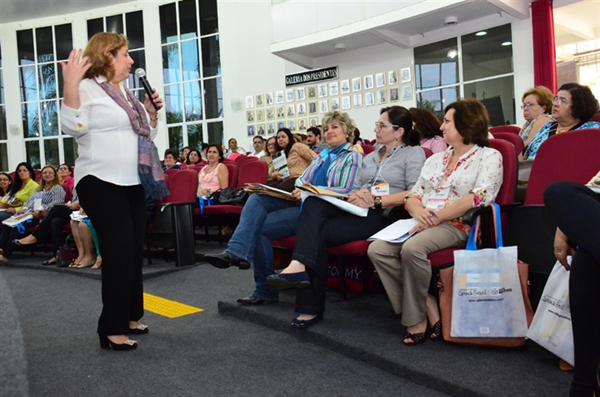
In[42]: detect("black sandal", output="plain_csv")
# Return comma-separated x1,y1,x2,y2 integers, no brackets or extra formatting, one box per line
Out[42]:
403,331,427,346
429,320,442,341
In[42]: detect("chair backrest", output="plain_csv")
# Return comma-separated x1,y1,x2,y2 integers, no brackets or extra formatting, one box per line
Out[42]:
166,169,197,203
362,144,374,155
591,113,600,123
489,139,518,205
237,160,268,188
224,163,238,189
489,125,521,134
525,128,600,205
62,184,72,203
235,155,258,169
491,131,524,156
164,168,180,179
34,169,41,182
422,147,433,158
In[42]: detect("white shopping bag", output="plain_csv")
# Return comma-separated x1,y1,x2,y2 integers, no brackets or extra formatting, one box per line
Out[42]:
451,203,528,338
526,260,573,366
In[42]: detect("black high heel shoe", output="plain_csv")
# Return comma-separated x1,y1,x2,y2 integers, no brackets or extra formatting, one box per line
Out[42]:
99,335,138,351
429,320,442,341
129,324,149,335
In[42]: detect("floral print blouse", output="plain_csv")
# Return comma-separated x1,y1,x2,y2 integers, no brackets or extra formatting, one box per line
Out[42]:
406,145,503,234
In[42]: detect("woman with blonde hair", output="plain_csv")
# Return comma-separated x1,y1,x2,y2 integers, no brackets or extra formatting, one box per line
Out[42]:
519,86,554,159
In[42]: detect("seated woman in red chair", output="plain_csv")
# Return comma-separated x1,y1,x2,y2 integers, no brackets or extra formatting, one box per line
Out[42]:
0,165,66,263
204,111,362,306
410,107,447,154
0,162,38,228
0,173,12,200
269,128,316,191
197,144,228,198
367,99,503,345
518,86,554,160
185,149,202,167
266,106,425,328
260,136,279,183
162,149,182,171
58,164,75,192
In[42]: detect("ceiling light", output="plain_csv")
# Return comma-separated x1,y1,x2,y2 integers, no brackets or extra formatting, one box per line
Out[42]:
447,49,458,59
333,43,345,51
475,31,487,36
501,41,512,46
444,16,458,26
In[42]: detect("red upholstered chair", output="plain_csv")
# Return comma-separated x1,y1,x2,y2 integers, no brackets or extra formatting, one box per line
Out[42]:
34,169,41,182
491,131,524,156
505,128,600,306
489,125,521,134
164,168,180,179
422,147,433,158
362,144,375,155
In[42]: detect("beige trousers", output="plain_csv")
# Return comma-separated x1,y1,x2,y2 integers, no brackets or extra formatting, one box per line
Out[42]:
367,222,468,327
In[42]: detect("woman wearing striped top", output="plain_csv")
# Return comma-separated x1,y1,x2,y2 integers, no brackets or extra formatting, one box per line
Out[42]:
204,111,363,306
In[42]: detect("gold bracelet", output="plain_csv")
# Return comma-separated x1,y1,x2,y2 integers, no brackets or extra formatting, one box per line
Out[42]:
150,114,159,121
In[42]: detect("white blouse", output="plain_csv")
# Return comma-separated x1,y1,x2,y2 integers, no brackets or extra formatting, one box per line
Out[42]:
61,76,158,187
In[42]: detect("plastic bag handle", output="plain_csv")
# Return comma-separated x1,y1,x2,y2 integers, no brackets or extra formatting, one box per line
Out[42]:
465,202,502,251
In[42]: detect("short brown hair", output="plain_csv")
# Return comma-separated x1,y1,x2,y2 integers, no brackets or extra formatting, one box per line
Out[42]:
521,86,553,114
83,32,129,81
558,82,600,121
444,99,490,147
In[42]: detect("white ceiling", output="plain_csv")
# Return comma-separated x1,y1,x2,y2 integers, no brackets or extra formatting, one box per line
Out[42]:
0,0,137,24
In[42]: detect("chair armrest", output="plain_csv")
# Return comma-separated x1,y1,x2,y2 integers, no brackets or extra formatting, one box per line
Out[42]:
159,201,196,213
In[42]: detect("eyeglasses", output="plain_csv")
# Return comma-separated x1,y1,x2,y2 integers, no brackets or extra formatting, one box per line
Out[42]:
552,97,571,106
374,122,399,130
520,103,539,109
0,178,9,182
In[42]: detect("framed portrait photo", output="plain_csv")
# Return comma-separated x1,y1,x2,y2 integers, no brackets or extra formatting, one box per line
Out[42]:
296,87,306,101
329,81,339,96
364,74,374,90
287,104,296,117
246,110,255,123
365,92,375,107
255,94,265,107
401,67,412,83
257,124,266,136
389,87,399,103
318,83,328,98
247,124,255,136
307,85,317,99
297,102,306,116
275,91,284,104
267,123,275,135
266,92,274,105
340,79,350,94
287,119,297,132
352,77,362,92
276,106,286,120
402,84,413,100
388,70,398,85
375,73,385,88
341,96,351,110
377,89,387,104
286,89,295,103
245,96,254,109
319,99,329,113
266,107,275,120
353,93,363,108
277,121,286,130
298,118,308,132
256,108,265,122
330,97,340,111
308,101,318,115
309,117,319,129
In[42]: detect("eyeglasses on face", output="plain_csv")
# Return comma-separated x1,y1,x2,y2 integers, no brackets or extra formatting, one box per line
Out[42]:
552,96,570,106
520,103,539,109
0,178,9,182
374,122,399,130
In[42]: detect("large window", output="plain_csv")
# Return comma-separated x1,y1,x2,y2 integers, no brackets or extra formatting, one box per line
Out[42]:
17,24,73,169
415,24,515,126
160,0,222,151
0,42,7,171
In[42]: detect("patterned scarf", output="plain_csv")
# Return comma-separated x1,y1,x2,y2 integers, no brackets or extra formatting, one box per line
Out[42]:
311,143,348,187
98,81,169,201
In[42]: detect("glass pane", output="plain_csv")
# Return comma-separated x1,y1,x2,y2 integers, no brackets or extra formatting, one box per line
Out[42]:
26,140,41,169
20,66,38,102
44,139,60,166
41,101,58,137
38,63,57,100
207,121,223,145
204,77,223,119
22,102,40,138
58,68,65,98
168,126,183,152
126,11,145,49
106,15,124,34
17,30,35,65
0,74,4,104
63,137,76,167
127,49,146,89
0,43,2,67
414,38,458,90
36,27,54,63
417,86,459,119
55,24,73,60
165,84,183,123
0,143,7,172
187,124,203,150
162,43,181,84
462,24,513,81
464,75,515,126
181,40,199,81
159,3,178,44
0,107,6,140
201,35,220,77
179,0,198,40
184,81,202,121
87,18,104,39
199,0,219,36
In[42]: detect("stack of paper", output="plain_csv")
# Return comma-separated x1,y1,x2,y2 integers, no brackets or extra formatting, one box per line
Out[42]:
368,218,420,243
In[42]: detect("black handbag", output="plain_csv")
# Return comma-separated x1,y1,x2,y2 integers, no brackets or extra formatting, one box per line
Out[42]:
218,187,249,206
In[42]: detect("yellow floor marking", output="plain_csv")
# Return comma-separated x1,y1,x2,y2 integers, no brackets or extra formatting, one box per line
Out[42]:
144,293,203,318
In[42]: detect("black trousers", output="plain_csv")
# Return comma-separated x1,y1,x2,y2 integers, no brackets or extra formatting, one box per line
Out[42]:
32,205,71,254
0,218,41,258
544,181,600,397
78,176,146,336
291,197,387,315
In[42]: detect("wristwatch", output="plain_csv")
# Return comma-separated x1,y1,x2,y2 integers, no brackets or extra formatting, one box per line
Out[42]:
374,196,382,209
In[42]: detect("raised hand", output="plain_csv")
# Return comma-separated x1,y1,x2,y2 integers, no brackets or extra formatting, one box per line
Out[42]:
59,49,91,86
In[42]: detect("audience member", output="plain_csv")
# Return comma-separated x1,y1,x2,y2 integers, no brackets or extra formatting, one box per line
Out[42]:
260,137,279,183
180,146,190,163
0,162,38,229
269,128,316,191
518,86,554,159
410,107,447,154
185,149,202,167
204,111,363,306
367,99,503,345
58,164,75,192
268,106,425,328
307,127,328,153
0,172,12,198
0,165,66,263
70,211,102,269
350,127,364,154
224,138,245,158
162,149,182,171
523,83,600,159
249,136,266,158
197,144,228,197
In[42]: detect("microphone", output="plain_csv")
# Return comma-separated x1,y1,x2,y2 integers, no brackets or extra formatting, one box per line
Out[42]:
135,68,161,111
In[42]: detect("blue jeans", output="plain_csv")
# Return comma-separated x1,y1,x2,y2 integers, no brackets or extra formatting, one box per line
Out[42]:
226,194,300,301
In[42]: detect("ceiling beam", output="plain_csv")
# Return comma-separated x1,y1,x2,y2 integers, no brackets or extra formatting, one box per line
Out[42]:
486,0,530,19
554,9,596,40
371,28,411,49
